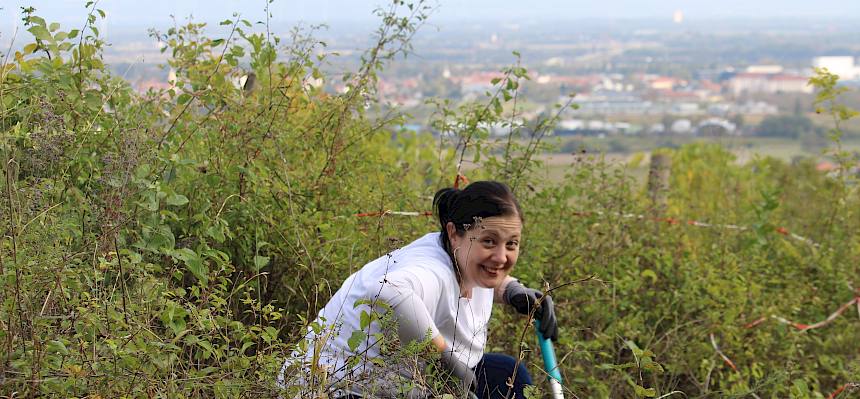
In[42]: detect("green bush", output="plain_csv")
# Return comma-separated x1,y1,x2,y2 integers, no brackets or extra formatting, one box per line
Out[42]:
1,4,859,398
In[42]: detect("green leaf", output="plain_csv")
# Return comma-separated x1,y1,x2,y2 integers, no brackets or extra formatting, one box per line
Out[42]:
139,224,175,252
492,98,503,115
176,248,208,284
166,193,189,206
626,340,643,357
177,93,192,105
791,379,809,396
28,25,52,42
347,330,367,351
597,362,637,370
29,16,47,27
84,91,102,110
522,385,538,399
642,360,664,373
160,300,188,335
641,269,658,283
633,385,656,398
261,326,278,343
207,224,226,243
360,310,371,329
253,255,270,271
46,340,70,355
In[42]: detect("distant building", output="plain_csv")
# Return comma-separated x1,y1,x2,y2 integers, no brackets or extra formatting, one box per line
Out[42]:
696,118,738,136
707,103,733,116
455,72,506,94
668,102,700,115
671,119,693,134
746,65,784,74
728,72,812,95
570,92,654,115
650,77,679,90
768,75,811,93
558,119,586,131
738,101,779,115
812,56,860,80
649,123,666,134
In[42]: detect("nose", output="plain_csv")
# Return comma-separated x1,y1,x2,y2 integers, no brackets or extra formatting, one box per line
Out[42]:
490,245,507,265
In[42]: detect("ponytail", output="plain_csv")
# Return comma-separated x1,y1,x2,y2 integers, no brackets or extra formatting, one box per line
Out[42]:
432,187,461,256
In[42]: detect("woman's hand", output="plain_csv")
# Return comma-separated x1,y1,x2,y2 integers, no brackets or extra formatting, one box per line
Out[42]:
503,280,559,341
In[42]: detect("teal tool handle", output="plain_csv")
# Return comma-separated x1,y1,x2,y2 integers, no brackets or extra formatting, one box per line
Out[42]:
535,320,562,383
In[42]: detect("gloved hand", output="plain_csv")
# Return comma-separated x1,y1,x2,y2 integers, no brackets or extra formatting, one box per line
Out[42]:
503,279,559,341
441,350,477,396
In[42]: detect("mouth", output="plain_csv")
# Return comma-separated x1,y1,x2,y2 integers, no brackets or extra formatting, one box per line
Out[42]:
480,264,504,277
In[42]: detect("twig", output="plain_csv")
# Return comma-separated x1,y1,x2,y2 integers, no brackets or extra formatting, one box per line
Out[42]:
709,333,738,372
113,234,129,325
828,382,859,399
757,296,860,331
546,275,598,294
656,391,687,399
18,202,62,234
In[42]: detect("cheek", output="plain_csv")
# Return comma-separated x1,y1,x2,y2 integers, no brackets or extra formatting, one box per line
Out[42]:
505,251,519,269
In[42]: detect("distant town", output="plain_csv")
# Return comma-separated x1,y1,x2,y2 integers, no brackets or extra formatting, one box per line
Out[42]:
17,14,859,154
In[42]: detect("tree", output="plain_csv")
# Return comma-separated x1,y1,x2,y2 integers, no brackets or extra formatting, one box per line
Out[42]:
754,114,815,138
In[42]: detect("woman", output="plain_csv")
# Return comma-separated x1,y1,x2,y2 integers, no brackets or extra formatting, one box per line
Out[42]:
283,181,557,398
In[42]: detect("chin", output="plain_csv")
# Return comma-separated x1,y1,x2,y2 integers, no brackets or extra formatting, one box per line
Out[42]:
479,278,504,289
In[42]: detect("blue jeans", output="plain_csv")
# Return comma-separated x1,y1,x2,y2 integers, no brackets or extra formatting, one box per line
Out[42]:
336,353,533,398
474,353,533,399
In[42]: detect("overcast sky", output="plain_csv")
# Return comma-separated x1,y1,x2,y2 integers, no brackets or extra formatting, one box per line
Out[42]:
3,0,860,34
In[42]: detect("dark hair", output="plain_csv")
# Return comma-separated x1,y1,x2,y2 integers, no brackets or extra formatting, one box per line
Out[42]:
432,181,523,267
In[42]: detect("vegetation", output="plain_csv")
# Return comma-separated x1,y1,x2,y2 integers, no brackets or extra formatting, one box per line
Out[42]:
1,3,858,398
755,114,818,138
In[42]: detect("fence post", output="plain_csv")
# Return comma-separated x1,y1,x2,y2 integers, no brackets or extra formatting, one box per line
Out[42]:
647,152,671,217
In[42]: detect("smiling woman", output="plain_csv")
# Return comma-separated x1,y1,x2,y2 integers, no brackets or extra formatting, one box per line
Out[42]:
281,181,557,399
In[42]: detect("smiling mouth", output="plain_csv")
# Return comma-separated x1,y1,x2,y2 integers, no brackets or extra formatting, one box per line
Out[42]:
481,265,503,275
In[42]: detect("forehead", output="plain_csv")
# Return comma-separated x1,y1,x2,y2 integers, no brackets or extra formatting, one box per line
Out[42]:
473,214,522,236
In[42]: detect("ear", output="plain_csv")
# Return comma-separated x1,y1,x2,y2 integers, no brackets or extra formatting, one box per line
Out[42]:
445,221,458,245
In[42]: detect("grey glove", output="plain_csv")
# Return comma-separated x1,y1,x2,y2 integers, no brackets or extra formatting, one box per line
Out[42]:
503,280,559,341
441,350,477,397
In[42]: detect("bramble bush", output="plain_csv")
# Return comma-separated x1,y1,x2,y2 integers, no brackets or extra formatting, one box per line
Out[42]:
1,2,859,398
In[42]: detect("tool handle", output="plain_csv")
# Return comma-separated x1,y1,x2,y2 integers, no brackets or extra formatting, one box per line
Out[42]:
535,320,565,399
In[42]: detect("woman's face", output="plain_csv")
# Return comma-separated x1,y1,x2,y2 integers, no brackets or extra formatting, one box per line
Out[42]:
447,214,522,293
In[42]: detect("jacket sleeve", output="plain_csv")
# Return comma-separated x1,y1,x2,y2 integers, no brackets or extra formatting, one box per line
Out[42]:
373,267,442,344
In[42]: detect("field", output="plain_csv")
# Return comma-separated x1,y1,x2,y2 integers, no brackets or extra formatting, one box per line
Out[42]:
2,5,859,399
533,136,860,185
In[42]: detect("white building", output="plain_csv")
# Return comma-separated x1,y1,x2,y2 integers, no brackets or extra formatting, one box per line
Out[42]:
728,73,812,95
746,65,784,74
671,119,693,134
812,56,860,81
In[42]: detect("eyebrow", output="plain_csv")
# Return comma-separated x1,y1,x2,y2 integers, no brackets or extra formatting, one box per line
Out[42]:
479,229,521,239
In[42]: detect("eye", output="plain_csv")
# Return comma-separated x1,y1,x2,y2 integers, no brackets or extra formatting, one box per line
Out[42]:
482,238,496,246
506,241,519,249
